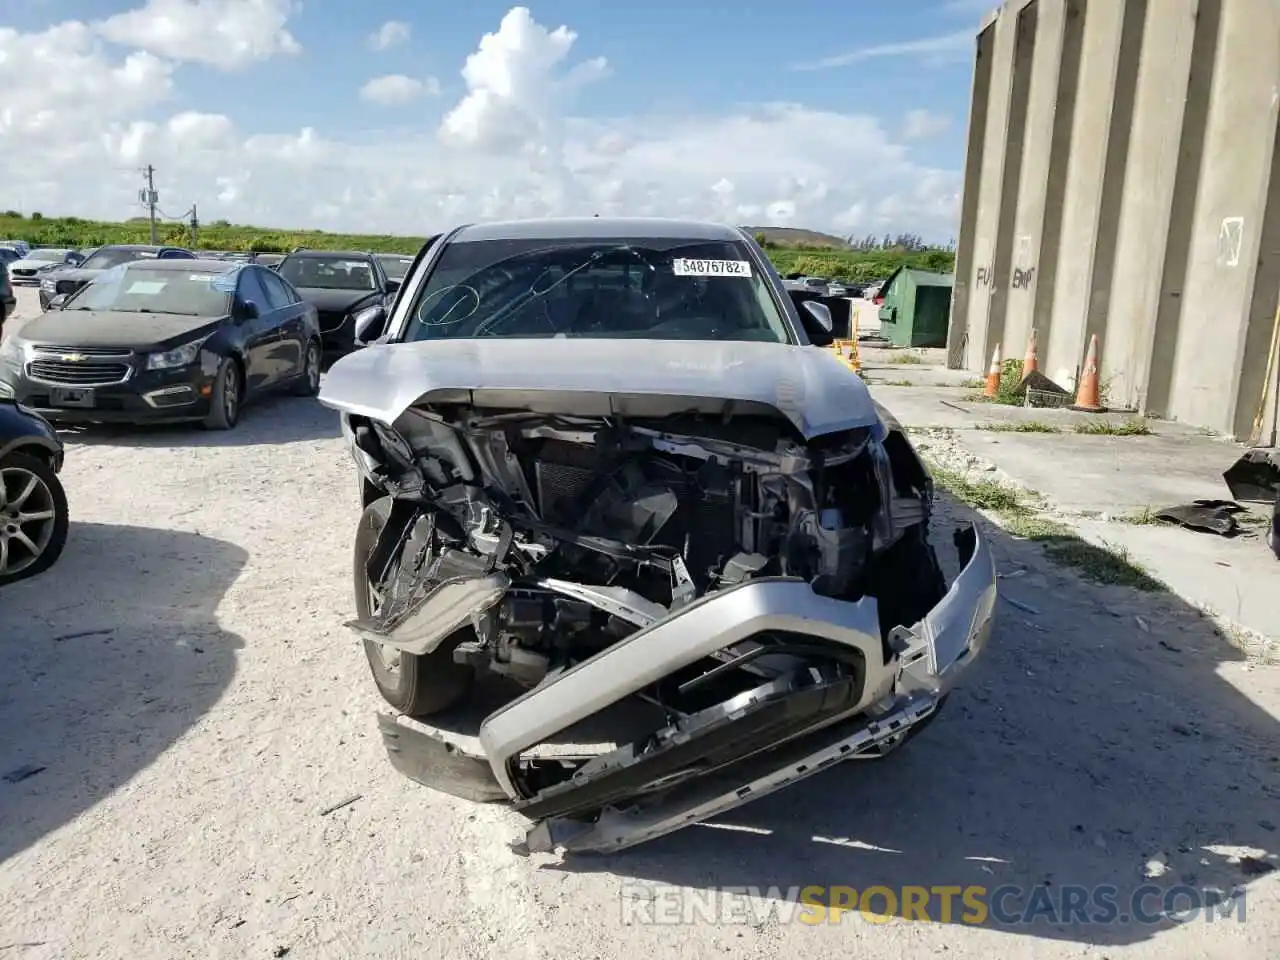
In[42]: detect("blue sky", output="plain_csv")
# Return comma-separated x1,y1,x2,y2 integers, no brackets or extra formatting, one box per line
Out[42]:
1,1,992,238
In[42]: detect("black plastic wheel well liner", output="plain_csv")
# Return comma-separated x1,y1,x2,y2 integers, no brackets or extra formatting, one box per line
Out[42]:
882,428,930,498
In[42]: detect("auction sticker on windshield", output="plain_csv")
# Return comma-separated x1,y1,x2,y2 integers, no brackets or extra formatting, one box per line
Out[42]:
127,281,166,295
672,258,752,278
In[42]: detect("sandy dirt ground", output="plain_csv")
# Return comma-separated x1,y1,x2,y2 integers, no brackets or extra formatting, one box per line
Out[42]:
1,287,1277,958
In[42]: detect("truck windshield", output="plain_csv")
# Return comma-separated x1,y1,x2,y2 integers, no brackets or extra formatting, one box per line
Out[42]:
400,237,793,344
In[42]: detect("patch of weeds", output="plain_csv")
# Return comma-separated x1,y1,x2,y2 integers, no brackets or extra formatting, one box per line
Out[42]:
927,464,1033,514
1116,506,1164,526
974,421,1062,434
882,379,915,387
968,358,1025,406
1073,417,1152,436
928,460,1167,592
958,377,985,389
890,353,924,365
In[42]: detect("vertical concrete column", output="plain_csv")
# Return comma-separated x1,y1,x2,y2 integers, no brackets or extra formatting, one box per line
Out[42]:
1104,0,1198,411
947,11,1000,369
1169,0,1280,432
1002,0,1066,362
1044,0,1127,388
961,5,1018,371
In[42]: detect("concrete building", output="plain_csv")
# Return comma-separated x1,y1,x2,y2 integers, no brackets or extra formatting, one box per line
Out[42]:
947,0,1280,444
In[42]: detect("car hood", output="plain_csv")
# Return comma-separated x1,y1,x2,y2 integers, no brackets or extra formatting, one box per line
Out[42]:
319,338,879,440
15,310,224,352
294,287,379,313
8,259,60,272
46,267,105,285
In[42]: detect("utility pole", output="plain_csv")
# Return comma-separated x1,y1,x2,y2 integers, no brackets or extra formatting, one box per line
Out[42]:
139,166,158,244
189,203,199,249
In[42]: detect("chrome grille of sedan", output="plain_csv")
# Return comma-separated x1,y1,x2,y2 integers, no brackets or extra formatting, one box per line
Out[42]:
27,347,134,386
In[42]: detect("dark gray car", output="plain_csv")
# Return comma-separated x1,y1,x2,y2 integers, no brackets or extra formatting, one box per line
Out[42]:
39,244,196,311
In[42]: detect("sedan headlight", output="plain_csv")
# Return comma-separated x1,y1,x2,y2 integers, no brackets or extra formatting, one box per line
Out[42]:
146,338,208,371
0,336,24,363
40,278,56,292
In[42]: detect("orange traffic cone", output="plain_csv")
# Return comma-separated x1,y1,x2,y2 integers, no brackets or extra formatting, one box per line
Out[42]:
983,342,1002,399
1070,335,1107,412
1023,329,1039,376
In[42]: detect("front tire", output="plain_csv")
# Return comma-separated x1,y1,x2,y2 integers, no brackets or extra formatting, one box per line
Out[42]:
354,496,474,717
0,451,69,587
203,358,242,430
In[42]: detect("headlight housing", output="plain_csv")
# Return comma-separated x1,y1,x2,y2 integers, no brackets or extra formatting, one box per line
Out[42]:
146,337,208,371
0,336,24,363
40,278,55,292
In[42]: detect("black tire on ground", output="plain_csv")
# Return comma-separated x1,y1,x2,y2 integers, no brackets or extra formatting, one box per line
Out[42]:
0,451,70,587
291,339,322,397
203,357,242,430
354,496,474,717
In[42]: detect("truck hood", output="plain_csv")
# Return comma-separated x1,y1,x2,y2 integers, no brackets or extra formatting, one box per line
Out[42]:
318,338,879,439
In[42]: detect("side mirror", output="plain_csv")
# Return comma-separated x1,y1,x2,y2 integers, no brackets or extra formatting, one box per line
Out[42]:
799,300,834,347
239,300,260,322
385,278,402,294
353,305,387,346
48,294,68,310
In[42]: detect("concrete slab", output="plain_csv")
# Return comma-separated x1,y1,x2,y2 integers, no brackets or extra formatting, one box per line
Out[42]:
878,374,1280,646
1073,518,1280,644
959,430,1242,514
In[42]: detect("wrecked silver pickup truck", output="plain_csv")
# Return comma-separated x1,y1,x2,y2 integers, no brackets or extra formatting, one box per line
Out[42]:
318,218,997,854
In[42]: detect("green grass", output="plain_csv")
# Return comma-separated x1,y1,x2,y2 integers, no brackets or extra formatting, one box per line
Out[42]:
966,358,1026,406
881,379,916,387
928,462,1167,592
1116,506,1164,526
0,211,957,276
1073,417,1152,436
958,378,985,389
974,421,1062,434
890,353,925,365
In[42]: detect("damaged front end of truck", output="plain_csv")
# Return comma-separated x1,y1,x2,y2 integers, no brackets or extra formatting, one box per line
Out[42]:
321,338,997,855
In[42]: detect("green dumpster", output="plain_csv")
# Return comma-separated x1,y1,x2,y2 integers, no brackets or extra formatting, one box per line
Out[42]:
875,267,954,348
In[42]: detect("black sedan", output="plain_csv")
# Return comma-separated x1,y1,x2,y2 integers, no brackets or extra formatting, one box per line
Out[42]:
0,398,68,586
0,259,322,430
275,250,399,357
38,244,196,311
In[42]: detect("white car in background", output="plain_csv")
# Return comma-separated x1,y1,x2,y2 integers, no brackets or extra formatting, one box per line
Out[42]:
7,248,83,286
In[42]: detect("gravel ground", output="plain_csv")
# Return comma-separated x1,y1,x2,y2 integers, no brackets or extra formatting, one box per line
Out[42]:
1,288,1277,958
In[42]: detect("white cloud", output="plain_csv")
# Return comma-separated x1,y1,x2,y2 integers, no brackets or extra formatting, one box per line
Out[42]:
95,0,301,70
368,20,411,51
439,6,609,152
795,29,973,71
902,108,952,140
359,74,440,106
0,6,962,242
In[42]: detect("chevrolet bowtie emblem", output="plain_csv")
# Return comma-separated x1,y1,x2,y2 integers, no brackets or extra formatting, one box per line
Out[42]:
60,354,87,362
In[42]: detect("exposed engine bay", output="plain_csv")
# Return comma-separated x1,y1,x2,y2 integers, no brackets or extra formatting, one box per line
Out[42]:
338,397,997,853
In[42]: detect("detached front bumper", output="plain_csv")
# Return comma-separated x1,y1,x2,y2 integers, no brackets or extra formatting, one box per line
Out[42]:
374,523,997,854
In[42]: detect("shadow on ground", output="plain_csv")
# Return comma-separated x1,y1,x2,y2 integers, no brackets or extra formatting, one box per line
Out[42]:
53,393,339,449
541,493,1279,947
0,522,245,864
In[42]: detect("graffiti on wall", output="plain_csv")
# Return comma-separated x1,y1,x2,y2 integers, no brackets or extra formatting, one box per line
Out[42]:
976,266,994,288
1011,266,1036,290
